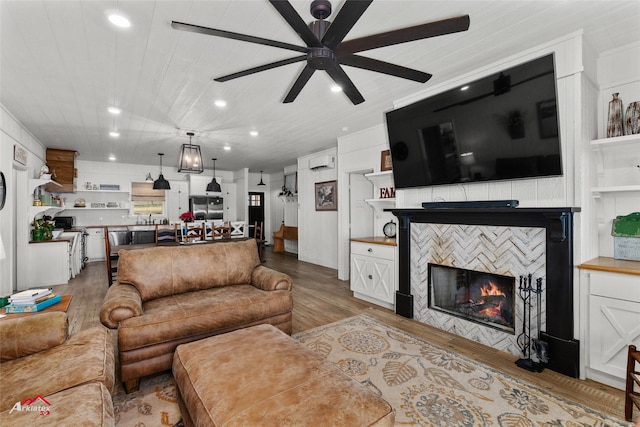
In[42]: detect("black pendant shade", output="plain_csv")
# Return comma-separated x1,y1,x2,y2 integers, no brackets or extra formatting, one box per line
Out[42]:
153,153,171,190
258,170,266,186
206,158,222,193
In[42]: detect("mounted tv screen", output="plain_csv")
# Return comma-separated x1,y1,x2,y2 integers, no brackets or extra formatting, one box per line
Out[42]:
386,54,562,189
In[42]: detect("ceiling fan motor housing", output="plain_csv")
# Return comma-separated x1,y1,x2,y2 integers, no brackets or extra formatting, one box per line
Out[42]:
308,48,335,70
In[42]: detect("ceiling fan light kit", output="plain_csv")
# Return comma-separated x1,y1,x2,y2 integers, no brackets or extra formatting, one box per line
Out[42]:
178,132,204,173
171,0,470,105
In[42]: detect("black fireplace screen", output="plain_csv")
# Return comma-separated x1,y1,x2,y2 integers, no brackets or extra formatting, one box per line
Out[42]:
429,263,515,334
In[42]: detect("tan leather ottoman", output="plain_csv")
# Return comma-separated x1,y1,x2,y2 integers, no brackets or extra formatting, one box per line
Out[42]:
172,324,395,427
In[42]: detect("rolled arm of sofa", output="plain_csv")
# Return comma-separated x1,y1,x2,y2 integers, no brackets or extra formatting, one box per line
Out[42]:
0,312,68,362
100,283,143,329
251,265,293,291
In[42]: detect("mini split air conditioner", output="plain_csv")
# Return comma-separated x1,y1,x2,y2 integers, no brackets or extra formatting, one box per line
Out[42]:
309,155,335,171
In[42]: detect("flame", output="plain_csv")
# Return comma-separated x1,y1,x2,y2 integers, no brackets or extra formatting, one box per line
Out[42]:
480,281,506,297
478,281,506,319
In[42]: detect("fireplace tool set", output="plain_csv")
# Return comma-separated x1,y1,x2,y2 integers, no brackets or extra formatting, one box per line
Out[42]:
515,274,548,372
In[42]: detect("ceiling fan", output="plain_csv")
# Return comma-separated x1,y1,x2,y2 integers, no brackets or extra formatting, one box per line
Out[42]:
172,0,470,105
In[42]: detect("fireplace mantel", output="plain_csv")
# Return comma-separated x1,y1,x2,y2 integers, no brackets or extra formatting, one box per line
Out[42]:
391,206,581,377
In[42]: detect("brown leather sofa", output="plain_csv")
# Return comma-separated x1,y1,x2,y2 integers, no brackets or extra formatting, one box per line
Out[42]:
100,239,293,393
0,312,115,426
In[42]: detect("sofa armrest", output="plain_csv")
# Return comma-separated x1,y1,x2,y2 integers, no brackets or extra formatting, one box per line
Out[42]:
251,265,293,291
0,312,68,362
100,283,143,329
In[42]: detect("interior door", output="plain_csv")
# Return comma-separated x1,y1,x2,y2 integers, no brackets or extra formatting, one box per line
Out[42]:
248,192,264,238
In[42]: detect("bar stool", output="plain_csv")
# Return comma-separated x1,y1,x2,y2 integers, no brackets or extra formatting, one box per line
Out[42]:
626,344,640,422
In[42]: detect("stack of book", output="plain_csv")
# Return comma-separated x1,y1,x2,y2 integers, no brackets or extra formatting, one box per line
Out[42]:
5,288,62,313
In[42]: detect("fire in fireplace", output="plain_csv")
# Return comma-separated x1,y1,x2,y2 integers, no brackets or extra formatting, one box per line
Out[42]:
429,264,515,334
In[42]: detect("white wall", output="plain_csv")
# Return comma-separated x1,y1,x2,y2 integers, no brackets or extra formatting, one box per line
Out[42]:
297,148,338,269
1,104,47,295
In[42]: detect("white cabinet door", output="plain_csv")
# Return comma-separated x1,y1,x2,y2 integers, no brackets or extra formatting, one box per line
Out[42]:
589,295,640,380
350,242,396,308
351,254,369,294
221,182,237,221
86,227,105,262
167,181,189,223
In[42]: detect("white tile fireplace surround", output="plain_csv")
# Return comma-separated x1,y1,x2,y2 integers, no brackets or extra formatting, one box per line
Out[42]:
411,223,546,357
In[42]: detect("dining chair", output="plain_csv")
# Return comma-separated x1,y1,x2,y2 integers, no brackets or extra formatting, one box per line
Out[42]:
254,221,265,262
184,223,205,243
230,221,245,238
212,223,231,240
626,344,640,422
155,224,178,245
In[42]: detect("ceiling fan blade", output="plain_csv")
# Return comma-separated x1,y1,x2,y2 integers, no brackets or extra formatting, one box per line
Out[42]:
215,56,307,82
321,0,373,50
325,64,364,105
339,55,432,83
283,65,316,103
336,15,470,55
171,21,308,53
269,0,323,48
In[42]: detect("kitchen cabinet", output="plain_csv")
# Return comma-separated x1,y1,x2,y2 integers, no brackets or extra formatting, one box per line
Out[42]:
350,239,397,309
579,258,640,390
45,148,77,193
166,181,189,223
86,227,106,262
221,182,237,221
189,175,222,196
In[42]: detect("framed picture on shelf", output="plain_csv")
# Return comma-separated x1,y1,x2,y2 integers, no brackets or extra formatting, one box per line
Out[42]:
315,180,337,211
380,149,392,171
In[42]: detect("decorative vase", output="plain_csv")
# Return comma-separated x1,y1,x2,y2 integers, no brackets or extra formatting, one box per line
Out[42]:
625,101,640,135
606,93,624,137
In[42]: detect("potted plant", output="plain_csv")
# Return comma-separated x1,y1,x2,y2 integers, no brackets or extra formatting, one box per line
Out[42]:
32,217,55,241
179,211,195,223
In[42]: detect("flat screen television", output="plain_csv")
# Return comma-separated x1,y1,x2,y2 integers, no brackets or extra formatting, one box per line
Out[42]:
386,54,562,189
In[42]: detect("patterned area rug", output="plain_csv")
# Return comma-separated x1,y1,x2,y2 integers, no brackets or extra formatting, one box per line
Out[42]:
113,315,631,426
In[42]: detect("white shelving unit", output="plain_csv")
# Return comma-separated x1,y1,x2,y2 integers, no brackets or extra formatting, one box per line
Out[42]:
363,171,395,217
28,179,64,218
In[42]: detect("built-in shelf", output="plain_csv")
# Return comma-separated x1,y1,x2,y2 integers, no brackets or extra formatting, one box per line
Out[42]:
592,185,640,197
364,198,396,217
29,179,64,218
61,207,129,211
590,134,640,150
75,190,129,194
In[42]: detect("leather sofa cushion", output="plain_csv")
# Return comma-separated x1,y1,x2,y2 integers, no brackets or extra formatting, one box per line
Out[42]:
0,382,114,426
117,239,261,302
0,326,115,413
118,284,293,352
0,312,68,362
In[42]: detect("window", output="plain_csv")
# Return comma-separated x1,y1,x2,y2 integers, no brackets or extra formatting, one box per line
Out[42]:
249,194,262,206
131,182,165,215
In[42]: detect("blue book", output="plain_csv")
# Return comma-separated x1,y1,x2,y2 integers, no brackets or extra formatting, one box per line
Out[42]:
5,294,62,313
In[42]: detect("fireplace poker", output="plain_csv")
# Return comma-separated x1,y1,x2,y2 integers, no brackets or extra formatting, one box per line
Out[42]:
516,274,544,373
532,277,549,366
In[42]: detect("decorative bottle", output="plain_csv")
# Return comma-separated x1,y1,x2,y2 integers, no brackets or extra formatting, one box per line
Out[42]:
625,101,640,135
606,93,624,137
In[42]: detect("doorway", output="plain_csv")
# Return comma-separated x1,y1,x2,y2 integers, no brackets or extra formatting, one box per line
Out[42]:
248,192,265,238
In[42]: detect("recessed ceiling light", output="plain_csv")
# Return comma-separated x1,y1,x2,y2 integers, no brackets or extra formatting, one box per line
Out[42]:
108,155,116,161
460,85,469,91
341,127,349,132
214,99,227,108
249,130,259,137
108,14,130,28
108,107,121,115
224,146,231,151
109,131,120,137
331,85,342,93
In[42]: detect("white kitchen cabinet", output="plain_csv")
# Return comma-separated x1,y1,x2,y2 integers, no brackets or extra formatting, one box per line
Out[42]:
25,241,71,289
166,181,189,223
350,239,397,309
86,227,106,262
579,259,640,390
188,175,222,196
221,182,237,221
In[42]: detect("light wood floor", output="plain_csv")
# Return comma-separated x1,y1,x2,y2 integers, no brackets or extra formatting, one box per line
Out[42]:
53,247,627,421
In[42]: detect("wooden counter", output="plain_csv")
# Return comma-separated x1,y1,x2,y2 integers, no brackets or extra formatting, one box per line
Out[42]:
578,256,640,276
350,236,396,246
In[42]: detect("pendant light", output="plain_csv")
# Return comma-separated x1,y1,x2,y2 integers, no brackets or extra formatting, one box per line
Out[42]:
145,172,153,182
153,153,171,190
206,158,222,193
257,170,266,186
178,131,204,173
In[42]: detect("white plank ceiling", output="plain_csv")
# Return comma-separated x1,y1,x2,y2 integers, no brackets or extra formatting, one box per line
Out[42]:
1,0,639,173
